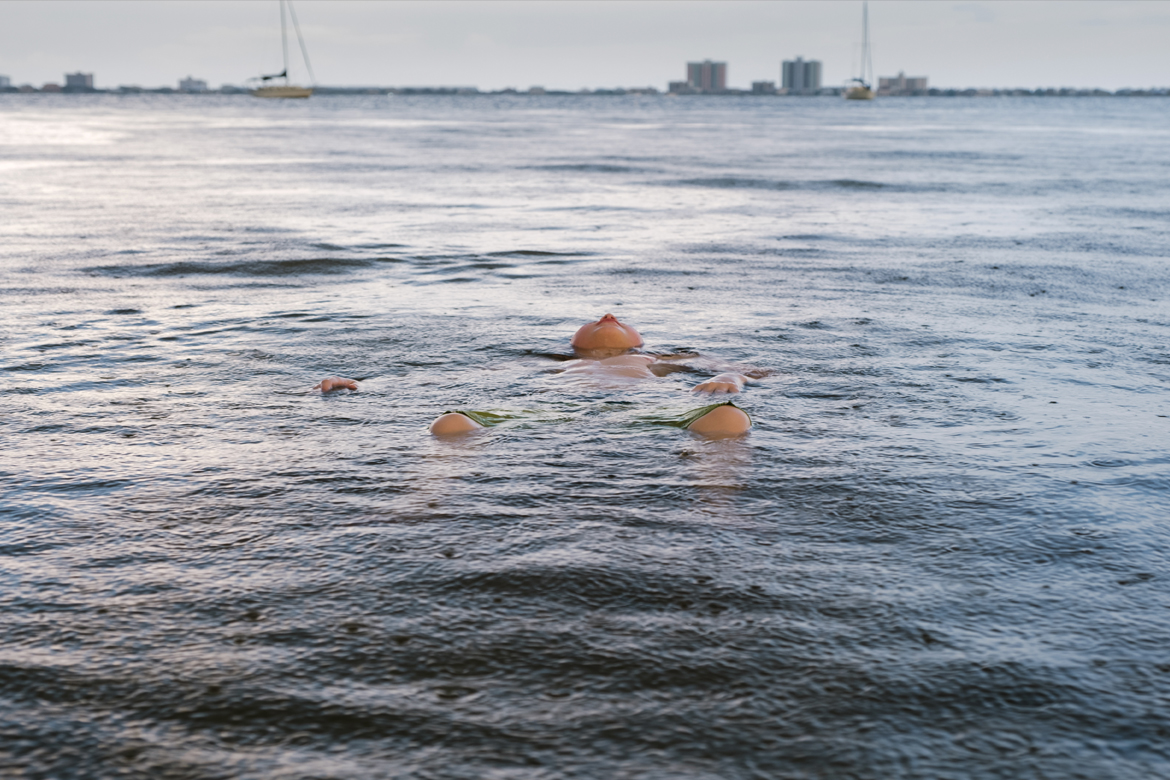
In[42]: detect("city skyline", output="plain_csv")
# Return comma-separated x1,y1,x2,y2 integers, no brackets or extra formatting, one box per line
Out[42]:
1,1,1169,92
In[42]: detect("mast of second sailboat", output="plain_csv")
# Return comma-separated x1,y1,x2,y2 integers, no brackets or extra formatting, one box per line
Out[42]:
279,0,289,81
860,1,873,88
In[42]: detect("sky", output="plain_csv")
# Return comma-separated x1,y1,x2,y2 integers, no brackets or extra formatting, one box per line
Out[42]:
1,1,1168,91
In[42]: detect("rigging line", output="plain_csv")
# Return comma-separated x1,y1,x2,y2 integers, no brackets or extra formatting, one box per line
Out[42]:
287,0,317,86
280,0,289,78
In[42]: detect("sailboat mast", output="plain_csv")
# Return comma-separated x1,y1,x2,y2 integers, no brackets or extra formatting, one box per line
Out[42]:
862,1,872,86
280,0,290,80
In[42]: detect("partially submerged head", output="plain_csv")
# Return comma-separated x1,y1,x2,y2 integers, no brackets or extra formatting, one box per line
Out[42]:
570,313,644,357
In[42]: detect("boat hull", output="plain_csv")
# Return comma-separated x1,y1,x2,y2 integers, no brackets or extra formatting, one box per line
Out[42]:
844,86,874,100
251,86,313,99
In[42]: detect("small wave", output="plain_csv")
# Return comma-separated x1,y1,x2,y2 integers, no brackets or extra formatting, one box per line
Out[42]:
1087,458,1133,468
86,257,384,277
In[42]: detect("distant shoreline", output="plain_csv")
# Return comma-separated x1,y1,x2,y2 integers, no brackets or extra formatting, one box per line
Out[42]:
3,87,1168,97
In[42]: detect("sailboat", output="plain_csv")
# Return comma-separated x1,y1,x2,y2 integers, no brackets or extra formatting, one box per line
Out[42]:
250,0,315,99
844,1,875,100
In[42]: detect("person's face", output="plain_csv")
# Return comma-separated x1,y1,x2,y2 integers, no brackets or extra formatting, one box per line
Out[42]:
570,313,644,355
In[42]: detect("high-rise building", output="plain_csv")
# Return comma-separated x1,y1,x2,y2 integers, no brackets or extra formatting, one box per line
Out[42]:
179,76,209,92
686,60,727,93
0,76,11,89
878,72,928,95
781,57,822,95
64,72,94,91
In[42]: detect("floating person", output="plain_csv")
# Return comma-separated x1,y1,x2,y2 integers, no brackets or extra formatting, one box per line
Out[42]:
317,313,758,438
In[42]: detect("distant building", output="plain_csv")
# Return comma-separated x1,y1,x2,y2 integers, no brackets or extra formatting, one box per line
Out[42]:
878,72,928,96
752,81,777,95
0,75,10,89
179,76,209,92
41,83,62,93
686,60,727,93
64,72,94,92
781,57,821,95
527,86,546,95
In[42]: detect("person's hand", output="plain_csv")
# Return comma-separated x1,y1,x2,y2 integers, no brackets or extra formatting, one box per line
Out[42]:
315,377,358,392
692,373,747,394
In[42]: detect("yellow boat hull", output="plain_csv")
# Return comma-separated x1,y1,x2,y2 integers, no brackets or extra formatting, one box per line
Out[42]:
845,86,874,100
251,86,313,99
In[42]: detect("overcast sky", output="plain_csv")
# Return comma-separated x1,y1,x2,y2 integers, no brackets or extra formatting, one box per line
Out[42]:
2,1,1168,91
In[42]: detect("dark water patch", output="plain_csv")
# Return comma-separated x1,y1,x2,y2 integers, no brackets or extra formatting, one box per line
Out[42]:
3,363,49,372
663,177,931,193
873,149,1015,161
0,287,79,296
462,261,515,270
104,308,142,315
309,242,350,251
31,340,96,351
829,178,885,189
669,176,795,191
1107,207,1170,221
485,250,589,258
407,254,467,266
86,257,381,277
24,477,134,493
241,225,293,234
0,541,62,556
526,163,646,174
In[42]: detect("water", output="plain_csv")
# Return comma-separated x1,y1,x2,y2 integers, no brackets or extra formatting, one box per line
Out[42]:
2,94,1170,779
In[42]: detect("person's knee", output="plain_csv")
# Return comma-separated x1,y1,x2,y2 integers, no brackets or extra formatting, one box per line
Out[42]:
686,405,752,437
430,412,484,436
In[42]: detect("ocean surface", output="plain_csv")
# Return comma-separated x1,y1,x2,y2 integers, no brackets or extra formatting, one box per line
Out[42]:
2,94,1169,779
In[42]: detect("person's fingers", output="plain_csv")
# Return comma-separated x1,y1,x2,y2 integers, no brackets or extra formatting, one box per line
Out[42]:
693,381,741,394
